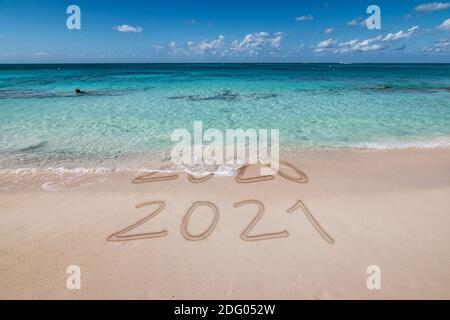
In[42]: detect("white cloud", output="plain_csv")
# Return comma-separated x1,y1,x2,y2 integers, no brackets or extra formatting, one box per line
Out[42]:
230,32,285,55
314,26,420,54
35,52,48,57
152,45,164,53
337,36,387,53
438,18,450,30
114,25,143,33
296,15,314,21
324,27,335,34
314,38,337,52
0,53,17,57
168,41,182,55
168,32,285,57
414,2,450,12
269,32,284,48
424,38,450,52
187,35,225,54
169,35,226,56
294,44,306,53
383,26,419,42
347,17,367,27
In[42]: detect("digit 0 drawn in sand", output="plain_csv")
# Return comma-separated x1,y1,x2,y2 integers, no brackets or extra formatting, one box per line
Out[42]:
234,161,309,184
181,202,220,241
234,200,290,242
287,200,335,245
188,173,214,184
278,161,309,184
132,168,179,184
107,201,168,242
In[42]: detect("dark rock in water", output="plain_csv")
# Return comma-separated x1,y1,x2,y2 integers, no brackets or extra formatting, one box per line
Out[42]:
168,90,239,102
373,84,393,90
211,90,239,101
249,93,278,99
0,88,135,100
86,89,131,96
17,141,48,152
168,95,201,100
75,88,86,95
190,90,239,101
368,85,450,93
356,84,397,93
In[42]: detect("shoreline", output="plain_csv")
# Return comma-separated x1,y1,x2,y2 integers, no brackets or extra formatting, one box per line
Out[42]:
1,146,450,192
1,147,449,299
1,145,450,192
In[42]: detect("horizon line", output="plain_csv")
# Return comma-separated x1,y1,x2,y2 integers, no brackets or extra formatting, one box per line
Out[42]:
1,62,450,65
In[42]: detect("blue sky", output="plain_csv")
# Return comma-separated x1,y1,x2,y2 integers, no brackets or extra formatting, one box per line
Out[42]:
0,0,449,63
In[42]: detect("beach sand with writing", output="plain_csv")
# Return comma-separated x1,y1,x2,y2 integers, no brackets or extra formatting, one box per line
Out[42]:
1,148,449,300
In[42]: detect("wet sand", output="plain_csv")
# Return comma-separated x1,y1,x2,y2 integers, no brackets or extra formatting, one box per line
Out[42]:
0,148,449,299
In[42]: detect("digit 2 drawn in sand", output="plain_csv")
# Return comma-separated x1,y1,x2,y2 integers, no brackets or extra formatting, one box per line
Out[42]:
107,201,168,242
181,202,220,241
132,169,178,184
234,200,289,242
287,200,335,244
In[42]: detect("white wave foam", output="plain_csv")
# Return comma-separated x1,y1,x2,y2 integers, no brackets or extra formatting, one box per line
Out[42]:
352,136,450,150
41,182,63,192
0,163,239,177
0,167,113,176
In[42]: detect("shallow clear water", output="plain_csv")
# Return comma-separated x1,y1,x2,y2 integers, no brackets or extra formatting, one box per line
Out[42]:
0,63,449,170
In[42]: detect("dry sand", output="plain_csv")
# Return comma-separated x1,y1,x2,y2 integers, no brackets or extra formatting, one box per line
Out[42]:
0,148,449,299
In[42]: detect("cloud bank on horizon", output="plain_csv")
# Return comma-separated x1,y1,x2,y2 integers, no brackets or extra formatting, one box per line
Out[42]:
0,0,449,62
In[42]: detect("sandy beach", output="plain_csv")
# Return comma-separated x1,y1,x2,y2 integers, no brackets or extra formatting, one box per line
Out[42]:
0,148,449,300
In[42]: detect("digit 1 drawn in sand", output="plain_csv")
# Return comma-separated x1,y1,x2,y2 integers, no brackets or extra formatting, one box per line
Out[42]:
234,200,289,242
132,169,179,184
187,173,214,184
107,201,168,242
277,161,309,184
287,200,335,244
235,165,275,184
181,202,220,241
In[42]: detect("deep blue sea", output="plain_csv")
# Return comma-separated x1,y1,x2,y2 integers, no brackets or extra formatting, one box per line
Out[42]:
1,63,449,170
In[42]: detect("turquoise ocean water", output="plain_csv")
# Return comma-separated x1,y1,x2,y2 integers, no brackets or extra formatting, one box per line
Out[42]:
0,63,449,171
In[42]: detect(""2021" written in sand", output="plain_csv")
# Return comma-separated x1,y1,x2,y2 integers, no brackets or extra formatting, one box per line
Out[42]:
107,161,335,244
